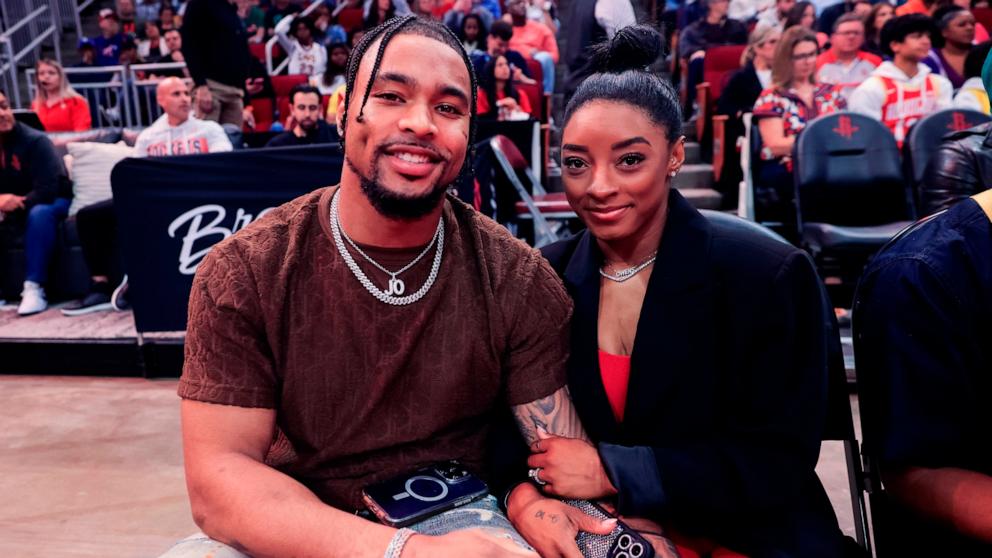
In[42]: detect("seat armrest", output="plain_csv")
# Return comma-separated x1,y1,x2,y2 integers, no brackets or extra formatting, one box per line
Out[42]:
712,114,728,183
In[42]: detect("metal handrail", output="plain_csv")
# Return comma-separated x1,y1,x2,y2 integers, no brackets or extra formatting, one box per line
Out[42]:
0,5,48,37
0,3,62,108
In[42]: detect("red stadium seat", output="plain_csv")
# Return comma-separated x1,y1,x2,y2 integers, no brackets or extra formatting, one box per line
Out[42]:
697,44,746,141
525,58,543,88
337,7,364,33
514,81,544,122
249,42,266,63
248,97,275,132
975,7,992,31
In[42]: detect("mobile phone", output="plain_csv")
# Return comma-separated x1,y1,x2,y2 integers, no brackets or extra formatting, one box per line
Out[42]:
362,461,489,527
566,500,656,558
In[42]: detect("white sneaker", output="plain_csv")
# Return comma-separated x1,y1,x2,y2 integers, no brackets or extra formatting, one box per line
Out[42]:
17,281,48,316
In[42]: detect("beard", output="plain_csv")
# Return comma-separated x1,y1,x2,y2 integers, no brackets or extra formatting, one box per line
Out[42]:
345,149,456,220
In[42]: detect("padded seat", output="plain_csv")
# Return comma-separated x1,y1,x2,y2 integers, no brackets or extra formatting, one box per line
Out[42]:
803,221,911,251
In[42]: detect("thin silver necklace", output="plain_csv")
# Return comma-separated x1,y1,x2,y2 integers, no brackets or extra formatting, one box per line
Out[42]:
599,251,657,283
329,190,444,305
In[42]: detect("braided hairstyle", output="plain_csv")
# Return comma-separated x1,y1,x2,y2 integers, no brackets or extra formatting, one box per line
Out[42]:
340,15,479,168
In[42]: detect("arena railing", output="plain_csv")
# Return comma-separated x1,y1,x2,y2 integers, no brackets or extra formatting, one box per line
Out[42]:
1,1,62,108
127,62,191,127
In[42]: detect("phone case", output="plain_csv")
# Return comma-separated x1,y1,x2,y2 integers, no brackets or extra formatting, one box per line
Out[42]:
564,500,656,558
362,461,488,527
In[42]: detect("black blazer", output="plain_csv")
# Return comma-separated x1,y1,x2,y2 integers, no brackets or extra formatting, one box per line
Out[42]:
541,191,844,557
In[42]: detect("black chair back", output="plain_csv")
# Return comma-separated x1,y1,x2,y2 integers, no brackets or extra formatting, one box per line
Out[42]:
904,108,991,186
793,112,908,227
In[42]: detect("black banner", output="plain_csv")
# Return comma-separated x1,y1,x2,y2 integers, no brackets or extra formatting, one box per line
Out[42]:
111,144,344,333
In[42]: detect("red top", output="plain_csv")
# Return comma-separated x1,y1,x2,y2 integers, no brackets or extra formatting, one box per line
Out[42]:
598,349,631,423
31,95,91,132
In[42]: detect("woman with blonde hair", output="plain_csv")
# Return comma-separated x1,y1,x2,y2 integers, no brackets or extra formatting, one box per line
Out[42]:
30,58,92,132
753,25,845,232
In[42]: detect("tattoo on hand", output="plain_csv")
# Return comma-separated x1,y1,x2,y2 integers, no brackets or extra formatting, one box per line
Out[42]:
535,510,545,519
512,386,589,444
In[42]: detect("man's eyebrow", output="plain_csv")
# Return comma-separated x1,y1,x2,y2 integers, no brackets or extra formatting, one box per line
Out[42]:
562,143,589,153
611,136,652,150
439,84,469,105
375,71,415,87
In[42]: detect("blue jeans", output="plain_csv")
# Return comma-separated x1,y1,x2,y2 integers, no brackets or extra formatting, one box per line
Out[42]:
532,51,556,94
24,198,70,284
157,496,530,557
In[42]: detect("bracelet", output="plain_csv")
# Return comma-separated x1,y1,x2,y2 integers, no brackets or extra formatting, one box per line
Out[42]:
384,527,416,558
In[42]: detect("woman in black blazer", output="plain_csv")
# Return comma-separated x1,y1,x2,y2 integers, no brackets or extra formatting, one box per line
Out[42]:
505,25,845,558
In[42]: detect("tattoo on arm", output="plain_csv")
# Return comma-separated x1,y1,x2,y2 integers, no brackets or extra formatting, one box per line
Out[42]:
512,386,589,444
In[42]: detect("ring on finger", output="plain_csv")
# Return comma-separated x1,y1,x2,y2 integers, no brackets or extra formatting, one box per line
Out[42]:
528,467,547,486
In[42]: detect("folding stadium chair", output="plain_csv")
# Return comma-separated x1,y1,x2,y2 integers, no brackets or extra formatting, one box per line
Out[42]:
851,211,947,558
337,7,364,33
903,108,991,210
703,210,873,556
792,111,913,307
488,135,576,247
272,74,309,123
695,45,747,143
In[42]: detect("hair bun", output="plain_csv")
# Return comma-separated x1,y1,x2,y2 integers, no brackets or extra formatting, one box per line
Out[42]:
589,24,664,74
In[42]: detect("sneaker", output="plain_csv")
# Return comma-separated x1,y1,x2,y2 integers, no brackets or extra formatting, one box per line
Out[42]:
17,281,48,316
111,275,130,311
61,282,113,316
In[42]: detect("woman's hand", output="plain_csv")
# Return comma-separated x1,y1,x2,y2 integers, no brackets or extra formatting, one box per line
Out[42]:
507,483,618,558
527,429,617,500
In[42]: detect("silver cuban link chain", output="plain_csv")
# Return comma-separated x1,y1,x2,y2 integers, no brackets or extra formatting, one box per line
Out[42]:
329,189,444,305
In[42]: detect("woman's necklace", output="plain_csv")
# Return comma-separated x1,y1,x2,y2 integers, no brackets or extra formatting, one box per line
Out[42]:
599,251,658,283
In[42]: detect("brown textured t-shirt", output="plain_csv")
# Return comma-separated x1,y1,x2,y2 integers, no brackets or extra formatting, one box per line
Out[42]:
178,186,571,510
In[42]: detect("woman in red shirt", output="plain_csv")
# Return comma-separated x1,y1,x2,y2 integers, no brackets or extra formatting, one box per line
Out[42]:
30,58,92,132
476,54,533,120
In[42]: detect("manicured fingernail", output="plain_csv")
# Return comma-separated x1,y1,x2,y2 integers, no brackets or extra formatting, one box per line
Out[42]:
603,518,618,526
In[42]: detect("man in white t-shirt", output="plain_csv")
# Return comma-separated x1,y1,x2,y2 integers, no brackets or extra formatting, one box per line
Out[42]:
285,17,327,77
135,77,233,156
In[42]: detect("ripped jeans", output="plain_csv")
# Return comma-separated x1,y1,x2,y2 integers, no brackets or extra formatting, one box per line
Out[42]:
157,496,530,557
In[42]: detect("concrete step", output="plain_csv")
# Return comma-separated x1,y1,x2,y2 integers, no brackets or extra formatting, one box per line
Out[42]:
673,163,713,190
684,141,701,164
683,118,698,142
680,188,723,210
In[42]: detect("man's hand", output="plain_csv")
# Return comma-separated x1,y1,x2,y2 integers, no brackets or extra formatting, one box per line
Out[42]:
0,194,26,212
243,107,256,130
528,429,617,500
245,77,264,95
405,529,540,558
507,483,617,558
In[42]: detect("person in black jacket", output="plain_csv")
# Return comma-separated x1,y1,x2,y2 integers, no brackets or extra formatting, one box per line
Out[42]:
181,0,253,127
715,22,781,204
505,25,845,558
919,48,992,215
680,0,748,108
0,89,72,315
265,84,339,147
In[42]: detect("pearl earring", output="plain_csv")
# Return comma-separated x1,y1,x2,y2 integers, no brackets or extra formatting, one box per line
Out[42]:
669,170,677,177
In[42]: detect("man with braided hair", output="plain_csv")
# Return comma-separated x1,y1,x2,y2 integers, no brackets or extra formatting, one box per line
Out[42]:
164,15,613,558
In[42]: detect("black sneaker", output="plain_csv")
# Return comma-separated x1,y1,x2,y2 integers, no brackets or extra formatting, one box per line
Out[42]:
111,275,130,311
61,283,113,316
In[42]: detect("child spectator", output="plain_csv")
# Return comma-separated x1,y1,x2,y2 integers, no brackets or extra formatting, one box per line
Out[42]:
816,13,881,99
285,17,327,77
459,13,488,52
311,43,349,95
30,59,92,132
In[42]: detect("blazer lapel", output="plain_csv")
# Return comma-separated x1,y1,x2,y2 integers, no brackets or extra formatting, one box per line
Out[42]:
562,232,621,442
623,191,716,441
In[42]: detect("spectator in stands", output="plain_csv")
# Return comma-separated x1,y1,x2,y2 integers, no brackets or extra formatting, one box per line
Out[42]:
265,0,303,37
680,0,749,109
477,54,533,119
312,43,349,95
758,0,796,27
74,38,98,69
897,0,938,17
953,0,991,41
159,5,179,31
93,9,126,66
236,0,266,43
715,22,781,201
138,20,169,59
816,13,881,99
284,17,328,77
443,0,495,38
924,5,976,89
471,21,535,84
954,40,992,111
784,1,828,47
921,46,992,214
363,0,411,27
521,0,559,33
266,84,339,146
508,24,846,558
458,13,489,52
505,0,558,93
855,188,992,556
135,0,166,26
312,3,348,45
850,14,953,147
118,38,141,66
62,78,233,316
561,0,636,99
411,0,440,19
30,59,92,133
0,88,73,316
117,0,139,35
863,2,895,57
182,0,254,127
754,26,846,226
818,0,857,36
